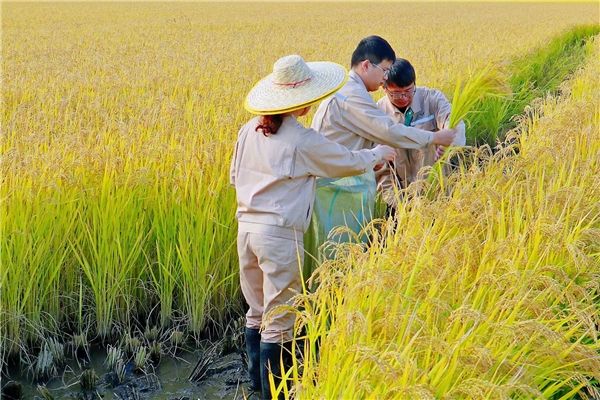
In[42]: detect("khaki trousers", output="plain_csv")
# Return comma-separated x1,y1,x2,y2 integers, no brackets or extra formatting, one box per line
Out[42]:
237,231,303,343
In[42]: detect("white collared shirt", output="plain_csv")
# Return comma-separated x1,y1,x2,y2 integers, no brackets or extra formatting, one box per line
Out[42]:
375,87,466,205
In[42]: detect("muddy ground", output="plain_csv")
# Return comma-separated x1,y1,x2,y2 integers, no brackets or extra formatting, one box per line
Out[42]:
3,343,253,400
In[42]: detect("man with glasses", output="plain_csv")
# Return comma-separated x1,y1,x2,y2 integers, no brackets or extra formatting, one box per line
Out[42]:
376,58,466,212
312,36,456,154
307,36,456,263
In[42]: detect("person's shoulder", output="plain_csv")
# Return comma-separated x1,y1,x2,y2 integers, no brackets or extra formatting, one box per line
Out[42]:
417,87,450,109
238,117,259,135
282,117,314,138
338,85,376,113
288,120,324,146
334,83,354,103
376,96,395,115
243,116,260,128
339,78,370,101
417,86,437,95
316,91,348,109
418,86,448,99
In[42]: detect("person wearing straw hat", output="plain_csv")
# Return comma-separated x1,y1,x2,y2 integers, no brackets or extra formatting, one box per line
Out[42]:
307,36,457,259
231,54,395,399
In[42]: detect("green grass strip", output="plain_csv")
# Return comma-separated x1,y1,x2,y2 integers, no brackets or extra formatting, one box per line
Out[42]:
466,25,599,146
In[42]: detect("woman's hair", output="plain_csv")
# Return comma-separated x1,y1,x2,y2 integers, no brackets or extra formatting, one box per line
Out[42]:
256,114,284,136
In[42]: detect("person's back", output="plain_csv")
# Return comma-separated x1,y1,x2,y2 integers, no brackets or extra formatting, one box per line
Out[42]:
234,115,387,239
234,116,313,239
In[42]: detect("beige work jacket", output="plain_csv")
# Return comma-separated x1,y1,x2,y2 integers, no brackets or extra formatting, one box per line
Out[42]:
376,88,466,205
310,71,435,151
230,116,381,240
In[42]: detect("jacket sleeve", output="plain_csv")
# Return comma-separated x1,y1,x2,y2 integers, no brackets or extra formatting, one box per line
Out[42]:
294,129,379,178
342,93,434,149
431,89,466,146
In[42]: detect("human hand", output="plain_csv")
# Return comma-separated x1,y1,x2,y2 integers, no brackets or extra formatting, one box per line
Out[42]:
432,129,456,146
435,146,446,161
372,144,396,162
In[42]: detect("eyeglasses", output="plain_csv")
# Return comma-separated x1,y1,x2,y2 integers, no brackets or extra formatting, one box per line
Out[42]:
384,85,416,99
370,62,390,78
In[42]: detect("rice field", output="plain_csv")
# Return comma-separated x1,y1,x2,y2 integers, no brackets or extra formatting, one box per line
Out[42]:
1,1,599,398
288,37,600,399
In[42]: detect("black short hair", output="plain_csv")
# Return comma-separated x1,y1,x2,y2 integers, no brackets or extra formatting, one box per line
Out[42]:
386,58,416,88
350,36,396,67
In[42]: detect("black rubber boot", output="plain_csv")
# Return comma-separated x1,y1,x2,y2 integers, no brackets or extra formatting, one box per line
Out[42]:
260,341,293,400
245,327,262,394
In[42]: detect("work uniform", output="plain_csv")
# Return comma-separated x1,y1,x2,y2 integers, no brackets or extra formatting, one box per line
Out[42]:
376,88,466,206
311,71,435,150
307,71,436,248
230,115,382,343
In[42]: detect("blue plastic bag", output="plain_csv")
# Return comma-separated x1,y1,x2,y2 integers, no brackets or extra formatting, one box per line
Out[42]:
304,171,376,273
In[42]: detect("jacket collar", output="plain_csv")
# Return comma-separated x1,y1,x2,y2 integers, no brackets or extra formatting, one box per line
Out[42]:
348,70,369,95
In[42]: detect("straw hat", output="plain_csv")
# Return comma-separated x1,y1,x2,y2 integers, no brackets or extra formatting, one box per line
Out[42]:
244,55,347,115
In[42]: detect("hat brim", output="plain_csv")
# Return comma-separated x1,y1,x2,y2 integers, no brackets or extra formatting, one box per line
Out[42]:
244,62,347,115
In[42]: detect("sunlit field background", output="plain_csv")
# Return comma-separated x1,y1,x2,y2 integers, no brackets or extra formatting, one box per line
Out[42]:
2,2,599,398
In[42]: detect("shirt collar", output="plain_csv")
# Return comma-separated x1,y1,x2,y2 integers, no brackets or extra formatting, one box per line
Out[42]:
348,70,368,94
410,87,423,115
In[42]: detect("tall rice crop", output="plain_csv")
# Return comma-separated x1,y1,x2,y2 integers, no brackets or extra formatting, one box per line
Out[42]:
0,178,79,351
70,172,150,338
447,67,507,133
1,1,598,363
289,37,600,399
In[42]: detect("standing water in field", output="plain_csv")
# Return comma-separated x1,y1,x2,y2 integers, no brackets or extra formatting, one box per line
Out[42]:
4,342,252,400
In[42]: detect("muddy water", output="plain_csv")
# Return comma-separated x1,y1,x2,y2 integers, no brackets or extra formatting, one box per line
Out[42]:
6,345,252,399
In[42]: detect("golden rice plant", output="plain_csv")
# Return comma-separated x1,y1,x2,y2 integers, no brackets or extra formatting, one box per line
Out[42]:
288,37,600,400
427,66,508,195
447,66,508,131
1,1,598,363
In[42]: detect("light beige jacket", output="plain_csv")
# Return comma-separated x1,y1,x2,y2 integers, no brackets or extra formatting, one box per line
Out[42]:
310,70,435,151
230,116,382,240
376,88,466,205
